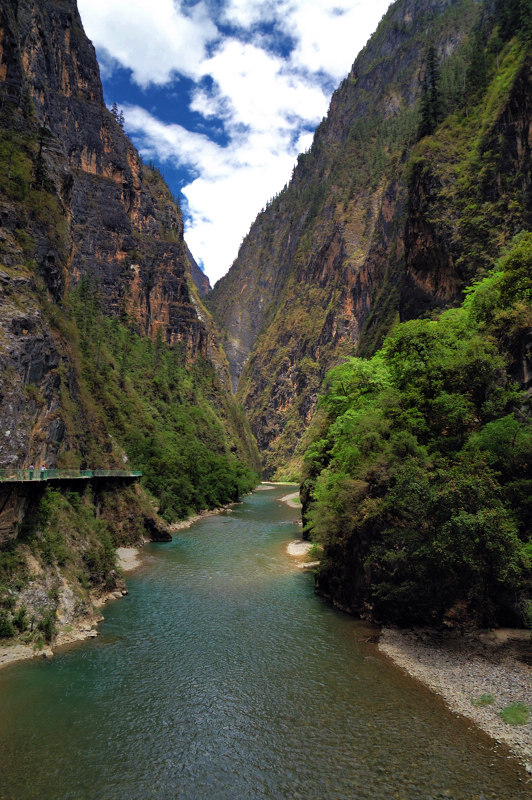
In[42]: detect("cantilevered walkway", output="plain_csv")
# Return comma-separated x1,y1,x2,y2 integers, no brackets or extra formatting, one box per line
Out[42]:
0,469,143,541
0,469,142,484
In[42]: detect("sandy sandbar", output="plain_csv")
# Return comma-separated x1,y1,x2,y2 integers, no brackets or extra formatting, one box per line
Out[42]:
279,491,300,508
286,540,312,556
116,547,142,573
0,642,48,670
169,505,235,533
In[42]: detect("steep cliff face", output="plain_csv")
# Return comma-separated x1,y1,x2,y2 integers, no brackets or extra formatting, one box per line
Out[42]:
187,245,211,297
401,52,532,322
5,0,206,349
0,0,250,472
208,0,531,477
0,0,258,648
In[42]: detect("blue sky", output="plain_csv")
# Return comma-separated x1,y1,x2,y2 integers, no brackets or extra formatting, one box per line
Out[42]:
77,0,393,285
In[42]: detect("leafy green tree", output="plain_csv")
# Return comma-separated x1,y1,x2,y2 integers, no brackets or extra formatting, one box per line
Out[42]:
66,283,258,521
304,236,532,627
0,610,15,638
498,232,532,307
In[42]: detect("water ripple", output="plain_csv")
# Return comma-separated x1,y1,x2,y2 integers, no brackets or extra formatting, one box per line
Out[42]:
0,488,529,799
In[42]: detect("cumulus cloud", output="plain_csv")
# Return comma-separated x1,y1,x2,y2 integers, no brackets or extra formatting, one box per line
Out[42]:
193,39,328,129
222,0,281,28
124,103,310,283
77,0,217,85
223,0,392,80
77,0,392,283
286,0,391,79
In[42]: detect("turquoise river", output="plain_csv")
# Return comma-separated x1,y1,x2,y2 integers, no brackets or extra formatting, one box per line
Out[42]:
0,485,530,799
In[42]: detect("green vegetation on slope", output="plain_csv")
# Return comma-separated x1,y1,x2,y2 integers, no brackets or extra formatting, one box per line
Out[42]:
66,276,259,521
0,486,124,647
0,112,259,521
360,24,531,353
403,40,529,288
213,0,532,480
0,268,259,643
303,233,531,627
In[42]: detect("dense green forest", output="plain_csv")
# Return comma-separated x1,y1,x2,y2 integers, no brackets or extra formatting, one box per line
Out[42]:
299,2,532,629
303,234,531,627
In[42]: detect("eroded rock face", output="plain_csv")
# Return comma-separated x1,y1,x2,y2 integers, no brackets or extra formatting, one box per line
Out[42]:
0,0,212,470
0,484,39,546
207,0,481,474
15,0,206,351
208,0,532,476
0,272,63,468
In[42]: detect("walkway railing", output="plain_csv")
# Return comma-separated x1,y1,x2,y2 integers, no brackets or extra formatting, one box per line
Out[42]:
0,469,142,483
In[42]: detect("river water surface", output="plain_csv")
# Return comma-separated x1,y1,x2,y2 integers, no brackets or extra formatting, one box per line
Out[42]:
0,485,530,799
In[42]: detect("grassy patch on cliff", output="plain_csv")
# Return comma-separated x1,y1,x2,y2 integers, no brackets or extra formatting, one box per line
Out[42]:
500,702,531,726
409,38,529,284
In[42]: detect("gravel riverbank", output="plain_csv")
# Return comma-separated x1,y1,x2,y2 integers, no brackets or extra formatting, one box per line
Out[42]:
278,491,300,508
116,546,142,572
379,627,532,774
168,503,236,532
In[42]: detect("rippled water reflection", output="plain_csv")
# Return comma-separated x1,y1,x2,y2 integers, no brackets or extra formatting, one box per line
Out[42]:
0,486,529,799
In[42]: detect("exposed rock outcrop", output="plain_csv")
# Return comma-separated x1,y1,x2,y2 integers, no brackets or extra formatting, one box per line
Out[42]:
0,0,231,472
207,0,531,476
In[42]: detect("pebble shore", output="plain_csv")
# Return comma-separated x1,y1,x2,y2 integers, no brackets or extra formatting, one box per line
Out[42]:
379,627,532,774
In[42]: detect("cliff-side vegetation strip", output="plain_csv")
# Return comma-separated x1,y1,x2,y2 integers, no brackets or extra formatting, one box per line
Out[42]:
0,484,141,648
303,233,531,627
67,277,259,521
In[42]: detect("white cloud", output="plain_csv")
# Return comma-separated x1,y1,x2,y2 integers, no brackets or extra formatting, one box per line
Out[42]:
77,0,217,85
182,157,296,282
124,104,308,283
194,39,328,130
124,106,225,174
223,0,393,81
222,0,279,28
77,0,393,283
282,0,392,80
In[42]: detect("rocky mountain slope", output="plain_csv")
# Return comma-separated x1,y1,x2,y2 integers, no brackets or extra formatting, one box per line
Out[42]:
0,0,258,647
207,0,531,477
0,0,256,471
